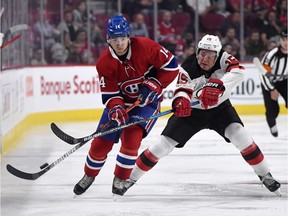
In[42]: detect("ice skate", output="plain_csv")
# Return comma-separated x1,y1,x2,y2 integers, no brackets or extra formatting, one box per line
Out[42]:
73,174,95,196
270,125,278,137
112,176,136,199
258,172,281,196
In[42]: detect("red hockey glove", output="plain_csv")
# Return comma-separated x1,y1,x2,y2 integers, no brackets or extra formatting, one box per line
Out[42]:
138,78,162,107
199,78,225,109
172,97,191,117
108,105,129,126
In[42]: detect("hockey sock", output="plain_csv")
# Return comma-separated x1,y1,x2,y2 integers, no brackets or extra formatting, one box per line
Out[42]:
84,137,114,176
129,149,159,181
114,125,144,179
241,142,270,176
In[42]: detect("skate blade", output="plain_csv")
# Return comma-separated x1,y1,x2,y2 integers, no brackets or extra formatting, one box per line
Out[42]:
274,189,281,197
112,194,121,202
73,194,80,199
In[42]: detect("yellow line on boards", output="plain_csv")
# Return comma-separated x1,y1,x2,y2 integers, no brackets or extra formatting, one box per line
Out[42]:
2,105,287,154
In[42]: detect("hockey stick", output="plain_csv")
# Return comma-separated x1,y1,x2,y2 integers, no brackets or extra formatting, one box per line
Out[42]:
0,24,28,48
253,57,287,78
51,101,200,145
6,100,140,180
0,34,21,48
7,100,199,180
6,142,88,180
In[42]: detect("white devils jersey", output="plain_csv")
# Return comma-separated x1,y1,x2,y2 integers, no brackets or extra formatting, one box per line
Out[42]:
174,50,245,110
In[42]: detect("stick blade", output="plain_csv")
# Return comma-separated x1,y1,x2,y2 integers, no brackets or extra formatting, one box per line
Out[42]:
50,123,79,144
253,57,267,75
6,164,44,180
9,24,28,33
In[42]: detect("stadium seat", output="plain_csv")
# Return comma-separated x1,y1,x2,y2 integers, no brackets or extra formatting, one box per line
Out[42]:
200,13,226,34
172,12,191,34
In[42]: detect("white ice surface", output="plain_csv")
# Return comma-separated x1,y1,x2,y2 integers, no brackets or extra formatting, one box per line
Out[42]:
1,115,288,216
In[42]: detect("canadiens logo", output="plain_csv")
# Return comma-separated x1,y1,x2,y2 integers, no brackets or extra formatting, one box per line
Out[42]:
120,77,145,97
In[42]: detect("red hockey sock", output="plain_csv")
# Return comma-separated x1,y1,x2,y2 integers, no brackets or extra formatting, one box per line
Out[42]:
136,149,159,172
114,125,143,179
84,137,114,176
241,142,264,165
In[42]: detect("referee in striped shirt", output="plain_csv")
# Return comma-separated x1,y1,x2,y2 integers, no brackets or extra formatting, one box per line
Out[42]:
260,29,288,137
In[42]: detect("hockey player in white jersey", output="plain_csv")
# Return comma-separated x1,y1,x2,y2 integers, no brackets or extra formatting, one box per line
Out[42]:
116,34,281,196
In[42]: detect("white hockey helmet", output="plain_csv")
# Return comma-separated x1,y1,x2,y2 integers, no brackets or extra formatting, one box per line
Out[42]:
197,34,222,57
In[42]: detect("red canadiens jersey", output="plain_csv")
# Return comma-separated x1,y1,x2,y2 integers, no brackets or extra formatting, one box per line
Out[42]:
96,37,179,108
158,22,179,43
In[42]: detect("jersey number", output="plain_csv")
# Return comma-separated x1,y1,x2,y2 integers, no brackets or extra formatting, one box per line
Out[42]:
160,47,169,58
99,76,106,88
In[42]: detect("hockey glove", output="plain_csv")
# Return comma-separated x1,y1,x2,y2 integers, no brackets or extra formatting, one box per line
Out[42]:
138,78,162,107
199,78,225,109
172,97,191,117
108,105,129,126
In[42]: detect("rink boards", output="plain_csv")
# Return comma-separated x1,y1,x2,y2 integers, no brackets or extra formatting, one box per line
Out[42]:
1,65,287,153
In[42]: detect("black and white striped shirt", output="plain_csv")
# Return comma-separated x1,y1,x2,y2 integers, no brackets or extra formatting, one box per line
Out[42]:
260,46,288,91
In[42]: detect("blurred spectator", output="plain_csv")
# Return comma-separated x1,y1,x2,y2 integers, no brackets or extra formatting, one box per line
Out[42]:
81,49,95,63
63,31,73,53
66,41,95,64
75,28,89,52
221,27,240,59
57,10,79,41
176,44,195,63
183,32,194,47
260,31,269,50
66,42,84,63
210,0,230,17
252,0,277,12
135,0,163,16
174,32,194,60
223,43,233,54
186,0,212,16
267,39,278,51
63,1,73,12
30,47,47,65
50,41,69,64
33,12,60,49
252,6,268,31
220,11,247,40
130,13,149,37
259,37,279,61
122,0,137,20
90,18,106,46
260,10,282,40
72,1,88,28
244,30,266,60
75,28,96,63
158,10,181,54
227,0,252,13
158,0,194,15
277,0,288,29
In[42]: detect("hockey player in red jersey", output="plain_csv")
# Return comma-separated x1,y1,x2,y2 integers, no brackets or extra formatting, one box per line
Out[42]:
121,34,281,196
73,15,179,196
